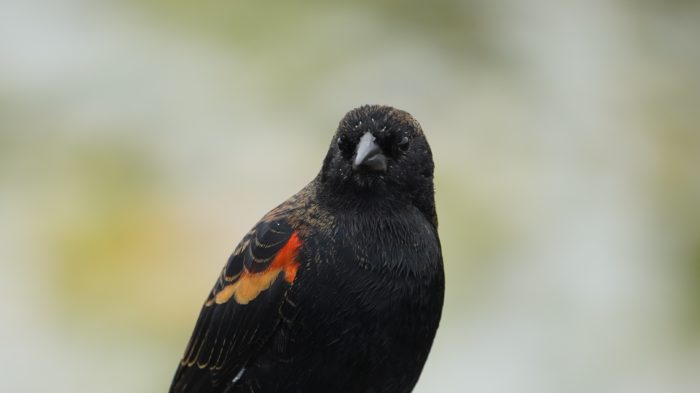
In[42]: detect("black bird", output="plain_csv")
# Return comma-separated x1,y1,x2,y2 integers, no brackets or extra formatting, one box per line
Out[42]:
170,105,444,393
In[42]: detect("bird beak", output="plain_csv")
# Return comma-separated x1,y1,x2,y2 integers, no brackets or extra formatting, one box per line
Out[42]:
353,132,387,173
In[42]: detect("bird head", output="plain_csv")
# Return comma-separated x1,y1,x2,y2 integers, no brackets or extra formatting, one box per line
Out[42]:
319,105,437,224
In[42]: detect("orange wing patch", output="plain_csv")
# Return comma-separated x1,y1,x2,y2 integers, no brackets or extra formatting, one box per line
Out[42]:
213,232,301,305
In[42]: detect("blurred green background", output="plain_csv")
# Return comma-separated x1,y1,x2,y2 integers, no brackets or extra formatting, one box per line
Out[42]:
1,0,699,392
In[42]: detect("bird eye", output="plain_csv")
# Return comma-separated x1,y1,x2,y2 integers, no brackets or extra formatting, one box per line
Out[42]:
397,136,410,151
337,136,353,154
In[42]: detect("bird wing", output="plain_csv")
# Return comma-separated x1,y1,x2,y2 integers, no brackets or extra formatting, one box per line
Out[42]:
169,210,302,393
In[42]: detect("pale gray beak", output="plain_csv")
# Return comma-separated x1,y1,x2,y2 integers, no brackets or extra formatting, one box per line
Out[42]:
353,132,387,173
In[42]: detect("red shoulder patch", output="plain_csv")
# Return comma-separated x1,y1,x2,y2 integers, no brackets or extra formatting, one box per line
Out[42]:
271,231,302,283
213,232,301,305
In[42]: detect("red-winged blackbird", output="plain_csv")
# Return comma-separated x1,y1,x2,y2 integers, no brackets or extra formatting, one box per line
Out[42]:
169,105,444,393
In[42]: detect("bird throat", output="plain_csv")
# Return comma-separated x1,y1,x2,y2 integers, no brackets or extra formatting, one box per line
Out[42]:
333,204,438,276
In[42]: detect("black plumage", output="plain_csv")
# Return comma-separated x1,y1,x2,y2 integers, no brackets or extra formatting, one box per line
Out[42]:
170,105,444,393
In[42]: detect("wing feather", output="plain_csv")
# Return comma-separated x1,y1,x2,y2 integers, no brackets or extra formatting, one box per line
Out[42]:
169,212,301,393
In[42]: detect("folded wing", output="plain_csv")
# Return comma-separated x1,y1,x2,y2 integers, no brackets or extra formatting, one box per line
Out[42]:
170,214,301,393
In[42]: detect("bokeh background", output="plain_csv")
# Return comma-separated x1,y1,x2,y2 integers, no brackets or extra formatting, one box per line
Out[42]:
1,0,699,392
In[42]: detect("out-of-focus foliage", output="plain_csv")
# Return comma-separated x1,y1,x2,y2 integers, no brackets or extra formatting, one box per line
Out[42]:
1,0,699,392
